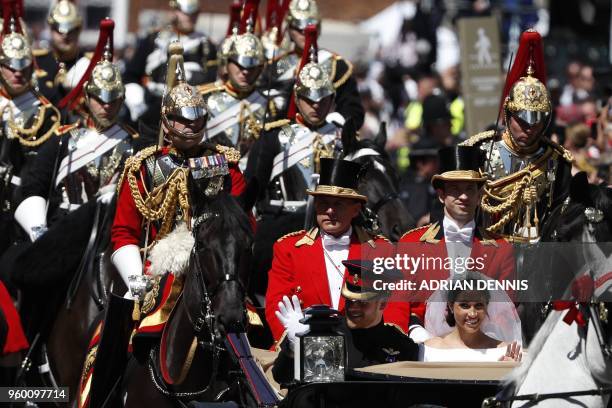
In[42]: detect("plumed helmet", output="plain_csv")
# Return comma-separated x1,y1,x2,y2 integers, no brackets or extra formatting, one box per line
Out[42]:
0,29,31,71
85,56,124,103
287,0,320,30
227,32,265,69
501,29,551,132
295,62,334,102
227,0,264,69
47,0,82,34
169,0,199,15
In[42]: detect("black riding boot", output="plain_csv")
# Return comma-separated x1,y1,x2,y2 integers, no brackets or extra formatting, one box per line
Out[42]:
89,294,135,408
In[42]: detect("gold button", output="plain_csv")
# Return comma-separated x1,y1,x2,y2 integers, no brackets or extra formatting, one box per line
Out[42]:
296,286,302,293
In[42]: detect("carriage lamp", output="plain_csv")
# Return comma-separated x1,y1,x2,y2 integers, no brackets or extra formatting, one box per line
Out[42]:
294,305,346,383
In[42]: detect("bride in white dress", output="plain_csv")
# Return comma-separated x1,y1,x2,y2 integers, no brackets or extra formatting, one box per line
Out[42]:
419,274,523,362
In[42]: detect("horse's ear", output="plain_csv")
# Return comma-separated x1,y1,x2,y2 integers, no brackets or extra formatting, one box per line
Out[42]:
238,177,259,213
341,116,357,156
570,171,590,204
374,122,387,150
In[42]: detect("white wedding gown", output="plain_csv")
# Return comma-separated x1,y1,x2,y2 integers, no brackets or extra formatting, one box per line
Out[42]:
419,344,507,362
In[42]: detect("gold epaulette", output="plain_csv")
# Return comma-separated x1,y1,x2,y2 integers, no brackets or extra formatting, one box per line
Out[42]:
206,59,219,67
84,51,93,60
277,229,305,243
295,227,319,247
460,130,496,147
54,121,80,136
120,123,140,139
546,139,574,163
264,119,290,132
420,222,441,243
32,48,49,57
399,224,430,241
197,82,224,95
384,322,408,336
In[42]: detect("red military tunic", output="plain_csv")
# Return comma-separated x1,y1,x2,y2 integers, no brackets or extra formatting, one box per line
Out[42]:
398,221,516,332
265,226,410,342
111,146,246,251
0,281,28,355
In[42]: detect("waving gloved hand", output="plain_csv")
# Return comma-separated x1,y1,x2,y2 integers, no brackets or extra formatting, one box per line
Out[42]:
275,295,309,350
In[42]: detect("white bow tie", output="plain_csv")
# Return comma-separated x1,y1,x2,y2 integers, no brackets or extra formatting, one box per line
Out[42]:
445,224,473,243
322,234,351,248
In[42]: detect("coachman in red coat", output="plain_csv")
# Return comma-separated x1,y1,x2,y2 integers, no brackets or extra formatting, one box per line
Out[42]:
265,158,409,344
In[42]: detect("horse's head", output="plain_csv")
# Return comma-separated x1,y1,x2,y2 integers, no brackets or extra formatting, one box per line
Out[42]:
343,124,415,241
187,191,253,338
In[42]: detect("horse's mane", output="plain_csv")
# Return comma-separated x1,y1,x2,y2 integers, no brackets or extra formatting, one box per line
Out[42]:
195,192,253,244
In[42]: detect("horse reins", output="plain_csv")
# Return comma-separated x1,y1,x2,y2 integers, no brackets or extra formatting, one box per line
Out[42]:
486,302,612,407
147,217,246,399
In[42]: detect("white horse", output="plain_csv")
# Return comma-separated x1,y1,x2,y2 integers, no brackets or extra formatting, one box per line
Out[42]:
491,174,612,408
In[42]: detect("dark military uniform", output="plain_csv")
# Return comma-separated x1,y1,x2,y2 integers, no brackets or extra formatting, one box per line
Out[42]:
272,319,418,385
261,49,364,128
33,49,86,106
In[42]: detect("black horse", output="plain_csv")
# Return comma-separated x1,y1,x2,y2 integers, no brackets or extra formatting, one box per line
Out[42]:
342,124,415,241
122,191,257,407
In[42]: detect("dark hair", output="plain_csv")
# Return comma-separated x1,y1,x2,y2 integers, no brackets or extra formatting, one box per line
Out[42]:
445,277,491,327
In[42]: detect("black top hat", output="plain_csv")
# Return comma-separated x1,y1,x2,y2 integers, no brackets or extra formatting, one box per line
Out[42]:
431,146,486,189
307,158,367,202
341,259,403,301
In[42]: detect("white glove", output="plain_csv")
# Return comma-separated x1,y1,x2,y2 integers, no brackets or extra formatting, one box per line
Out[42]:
124,83,147,121
409,325,433,343
275,295,309,350
111,244,144,293
97,183,117,204
14,196,47,242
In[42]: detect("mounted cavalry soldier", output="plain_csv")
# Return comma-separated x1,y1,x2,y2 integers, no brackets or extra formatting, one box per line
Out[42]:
2,18,135,393
216,2,242,83
34,0,86,104
398,146,515,343
246,24,344,297
264,157,409,344
0,1,62,252
123,0,217,144
78,44,247,408
198,0,267,170
262,0,364,128
459,30,572,242
14,19,134,242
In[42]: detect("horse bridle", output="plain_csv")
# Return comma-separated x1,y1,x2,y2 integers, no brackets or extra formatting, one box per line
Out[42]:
147,216,246,400
484,302,612,407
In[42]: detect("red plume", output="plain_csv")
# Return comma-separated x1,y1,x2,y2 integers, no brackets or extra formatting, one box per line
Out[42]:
265,0,279,31
58,18,114,110
500,29,547,108
227,2,242,37
287,24,318,120
2,0,23,36
276,0,291,44
239,0,260,34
